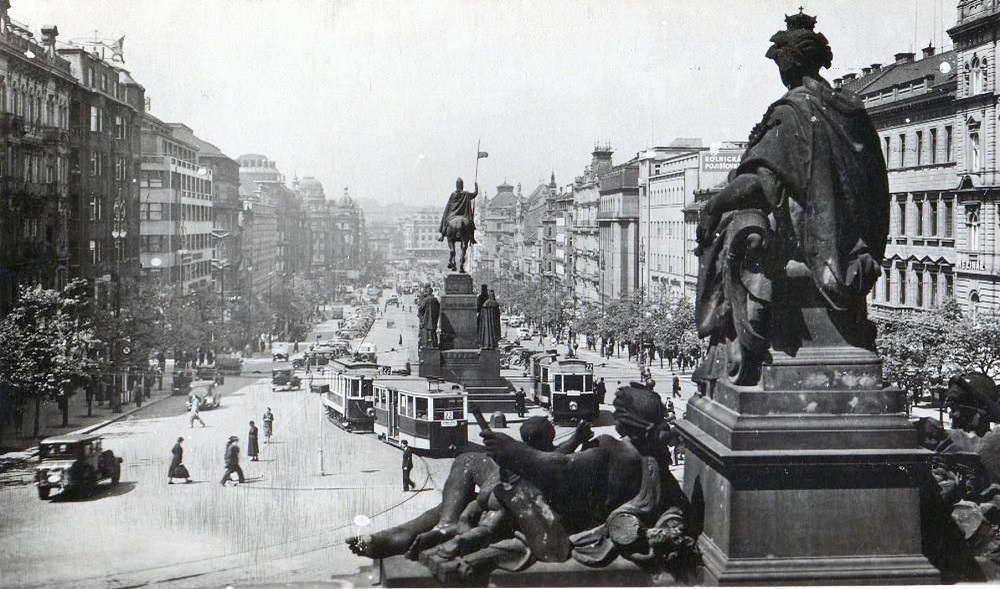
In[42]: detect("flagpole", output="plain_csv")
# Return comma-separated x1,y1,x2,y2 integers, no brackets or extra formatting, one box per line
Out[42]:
474,139,481,188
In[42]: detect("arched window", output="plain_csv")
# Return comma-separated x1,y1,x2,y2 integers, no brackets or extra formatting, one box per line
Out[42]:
966,205,981,250
970,291,981,322
970,56,984,94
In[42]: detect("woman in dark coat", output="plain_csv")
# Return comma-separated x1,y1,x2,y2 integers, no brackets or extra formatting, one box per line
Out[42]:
168,437,189,483
248,420,260,461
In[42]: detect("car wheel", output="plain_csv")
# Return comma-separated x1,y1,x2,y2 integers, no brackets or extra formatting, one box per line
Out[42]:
37,486,50,500
112,470,120,486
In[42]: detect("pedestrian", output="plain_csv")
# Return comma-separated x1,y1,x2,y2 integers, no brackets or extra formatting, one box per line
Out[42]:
672,374,682,399
399,334,403,345
221,436,245,486
133,381,143,408
168,436,191,484
401,441,415,492
189,396,206,428
293,340,299,353
514,388,527,418
248,420,260,461
207,349,214,365
263,407,274,443
595,377,607,406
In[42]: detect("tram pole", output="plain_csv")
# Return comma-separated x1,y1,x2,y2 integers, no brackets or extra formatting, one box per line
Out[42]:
318,396,325,476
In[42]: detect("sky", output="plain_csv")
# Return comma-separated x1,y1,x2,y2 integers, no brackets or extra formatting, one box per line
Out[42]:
12,0,956,208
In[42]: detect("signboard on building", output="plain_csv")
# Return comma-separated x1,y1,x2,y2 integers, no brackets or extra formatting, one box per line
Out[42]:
700,150,742,172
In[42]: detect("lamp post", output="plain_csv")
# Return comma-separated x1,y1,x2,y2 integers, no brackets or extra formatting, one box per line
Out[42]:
111,197,128,412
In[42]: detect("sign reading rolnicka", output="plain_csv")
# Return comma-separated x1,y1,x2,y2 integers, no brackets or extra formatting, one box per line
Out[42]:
700,149,743,172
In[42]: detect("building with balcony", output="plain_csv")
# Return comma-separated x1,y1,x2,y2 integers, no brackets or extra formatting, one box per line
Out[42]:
238,154,281,304
479,181,522,284
0,20,75,312
139,116,214,295
572,145,613,309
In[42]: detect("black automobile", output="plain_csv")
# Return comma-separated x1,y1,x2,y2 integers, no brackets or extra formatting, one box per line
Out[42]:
195,365,224,385
272,367,302,391
172,369,194,395
36,434,122,499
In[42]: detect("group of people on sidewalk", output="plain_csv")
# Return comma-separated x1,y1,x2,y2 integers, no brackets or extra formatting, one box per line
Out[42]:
167,407,276,486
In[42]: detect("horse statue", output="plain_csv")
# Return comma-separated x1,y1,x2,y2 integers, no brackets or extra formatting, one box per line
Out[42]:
444,215,473,273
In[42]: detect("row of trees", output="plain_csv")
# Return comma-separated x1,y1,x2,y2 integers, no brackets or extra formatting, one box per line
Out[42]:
0,272,332,445
875,299,1000,402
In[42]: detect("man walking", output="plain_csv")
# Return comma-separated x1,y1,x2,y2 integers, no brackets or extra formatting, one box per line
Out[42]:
401,441,415,492
595,377,607,406
189,396,206,428
221,436,245,486
263,407,274,443
514,388,527,418
672,374,682,399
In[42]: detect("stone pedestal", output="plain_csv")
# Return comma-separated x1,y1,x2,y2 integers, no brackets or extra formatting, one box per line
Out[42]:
420,274,512,412
676,297,939,585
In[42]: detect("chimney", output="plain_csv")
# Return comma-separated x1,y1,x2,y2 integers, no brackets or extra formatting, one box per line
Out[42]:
842,73,857,82
862,67,871,76
834,78,843,88
895,52,915,64
871,63,882,72
923,44,936,58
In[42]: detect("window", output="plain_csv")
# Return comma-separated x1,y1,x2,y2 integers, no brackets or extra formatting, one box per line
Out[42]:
970,57,984,95
916,130,923,166
945,126,953,161
915,200,924,236
884,269,892,302
944,200,954,238
89,105,99,132
898,268,907,305
929,269,939,307
884,136,891,165
915,271,924,307
114,115,124,139
930,128,938,164
970,129,982,172
899,133,906,167
929,200,938,236
898,201,907,235
945,273,954,299
966,205,981,250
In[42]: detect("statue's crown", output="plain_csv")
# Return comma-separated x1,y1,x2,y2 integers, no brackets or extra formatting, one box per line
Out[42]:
785,8,817,31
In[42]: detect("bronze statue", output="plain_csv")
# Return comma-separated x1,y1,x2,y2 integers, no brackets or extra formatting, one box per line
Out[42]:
416,284,440,349
347,417,592,562
693,10,889,387
438,177,478,273
477,290,501,349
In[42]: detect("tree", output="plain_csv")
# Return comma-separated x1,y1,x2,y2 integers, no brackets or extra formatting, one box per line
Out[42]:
875,300,961,404
0,280,97,439
949,313,1000,379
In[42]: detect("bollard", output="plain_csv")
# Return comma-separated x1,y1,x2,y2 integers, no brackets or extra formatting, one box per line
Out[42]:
490,411,507,429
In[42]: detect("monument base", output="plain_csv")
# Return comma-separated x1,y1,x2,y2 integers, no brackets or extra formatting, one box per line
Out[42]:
677,383,940,586
379,554,663,587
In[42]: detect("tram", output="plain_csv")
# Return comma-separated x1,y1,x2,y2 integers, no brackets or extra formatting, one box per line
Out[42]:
372,377,468,455
527,349,559,406
321,358,381,432
546,357,597,424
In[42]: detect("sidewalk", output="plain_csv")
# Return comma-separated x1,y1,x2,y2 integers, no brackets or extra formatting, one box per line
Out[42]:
0,364,178,456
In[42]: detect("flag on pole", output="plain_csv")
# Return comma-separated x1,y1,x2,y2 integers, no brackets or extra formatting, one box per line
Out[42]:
477,151,489,159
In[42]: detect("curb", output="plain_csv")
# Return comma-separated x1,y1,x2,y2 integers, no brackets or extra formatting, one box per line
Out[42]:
0,392,176,463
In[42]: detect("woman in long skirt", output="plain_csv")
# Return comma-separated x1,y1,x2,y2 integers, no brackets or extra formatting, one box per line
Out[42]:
248,420,260,461
262,408,274,443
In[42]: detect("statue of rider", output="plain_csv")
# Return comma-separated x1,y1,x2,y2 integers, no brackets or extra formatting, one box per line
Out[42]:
438,177,479,245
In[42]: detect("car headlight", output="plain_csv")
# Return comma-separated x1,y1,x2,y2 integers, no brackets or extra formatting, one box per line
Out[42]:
47,471,62,483
569,401,579,411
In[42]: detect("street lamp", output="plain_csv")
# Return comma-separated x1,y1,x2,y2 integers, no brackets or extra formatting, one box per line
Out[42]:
111,196,128,412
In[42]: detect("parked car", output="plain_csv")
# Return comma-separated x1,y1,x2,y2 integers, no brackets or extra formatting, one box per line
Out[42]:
171,369,194,395
216,356,243,376
195,365,224,385
386,294,400,307
272,344,290,362
35,434,121,499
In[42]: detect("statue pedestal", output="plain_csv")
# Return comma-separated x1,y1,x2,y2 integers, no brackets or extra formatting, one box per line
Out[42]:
421,274,512,412
677,330,939,585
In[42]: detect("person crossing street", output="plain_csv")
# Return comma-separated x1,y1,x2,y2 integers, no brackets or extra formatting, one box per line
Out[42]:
401,441,415,492
221,436,246,486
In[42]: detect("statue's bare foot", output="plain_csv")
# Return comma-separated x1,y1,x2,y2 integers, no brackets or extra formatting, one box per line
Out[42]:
406,525,457,560
347,534,402,559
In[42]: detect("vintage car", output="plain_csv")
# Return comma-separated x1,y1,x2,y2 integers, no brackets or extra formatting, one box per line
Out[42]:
195,364,224,385
272,367,302,391
272,344,291,362
186,380,221,409
386,294,400,307
215,356,243,376
35,434,122,499
171,369,194,395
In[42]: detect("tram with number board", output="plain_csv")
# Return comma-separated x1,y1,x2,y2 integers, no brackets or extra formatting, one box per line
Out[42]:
320,358,381,432
546,357,597,424
372,377,468,455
